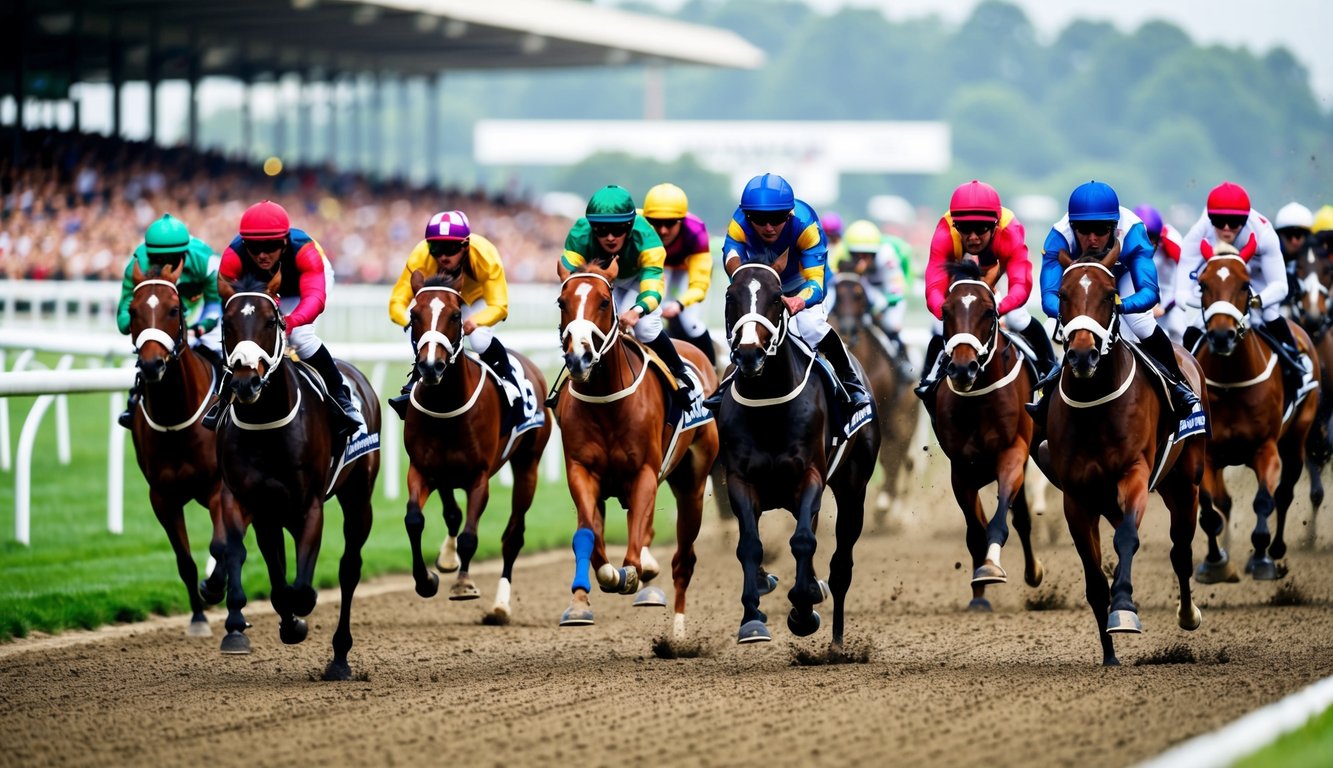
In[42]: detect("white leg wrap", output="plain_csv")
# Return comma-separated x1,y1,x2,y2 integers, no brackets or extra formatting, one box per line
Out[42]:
494,577,511,609
987,542,1003,567
597,563,619,588
640,547,660,575
673,613,686,639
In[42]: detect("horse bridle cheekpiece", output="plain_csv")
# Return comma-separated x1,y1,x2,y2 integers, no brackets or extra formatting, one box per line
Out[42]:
1059,262,1121,357
131,279,186,360
728,262,790,357
560,272,621,366
223,290,288,387
411,285,466,366
944,278,1000,372
1200,254,1254,337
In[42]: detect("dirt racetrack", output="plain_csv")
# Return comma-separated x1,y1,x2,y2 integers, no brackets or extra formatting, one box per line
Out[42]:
3,454,1332,768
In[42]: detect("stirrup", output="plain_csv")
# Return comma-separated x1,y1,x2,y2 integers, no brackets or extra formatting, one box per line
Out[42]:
388,393,409,420
118,409,135,430
202,402,224,431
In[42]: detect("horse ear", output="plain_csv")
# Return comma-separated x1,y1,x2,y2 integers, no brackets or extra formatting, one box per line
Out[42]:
1238,232,1258,262
1057,248,1073,270
132,258,145,284
161,261,180,284
605,255,620,281
217,275,235,303
266,270,282,297
410,269,424,293
771,251,788,276
1100,238,1121,271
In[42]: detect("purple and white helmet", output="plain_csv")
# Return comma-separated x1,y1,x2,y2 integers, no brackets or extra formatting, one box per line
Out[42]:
425,210,471,241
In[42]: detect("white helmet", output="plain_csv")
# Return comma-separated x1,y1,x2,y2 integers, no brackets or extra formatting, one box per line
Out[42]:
1274,202,1314,230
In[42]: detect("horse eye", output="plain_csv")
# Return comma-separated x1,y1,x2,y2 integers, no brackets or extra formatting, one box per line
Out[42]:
168,306,180,317
266,316,279,328
451,311,461,322
556,298,566,310
600,299,610,310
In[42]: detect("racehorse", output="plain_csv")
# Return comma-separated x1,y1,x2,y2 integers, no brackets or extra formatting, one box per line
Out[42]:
717,258,880,647
1287,243,1333,545
929,260,1044,611
832,273,917,522
1193,250,1319,581
1038,246,1206,666
127,261,249,652
215,272,381,680
401,271,553,622
553,259,719,638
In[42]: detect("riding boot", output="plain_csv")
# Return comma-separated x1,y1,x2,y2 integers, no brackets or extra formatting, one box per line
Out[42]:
307,344,364,439
118,374,142,430
913,333,946,401
817,330,873,408
645,331,695,408
1016,317,1058,381
1182,325,1204,354
387,365,418,421
479,337,521,405
1140,326,1200,421
1264,318,1314,397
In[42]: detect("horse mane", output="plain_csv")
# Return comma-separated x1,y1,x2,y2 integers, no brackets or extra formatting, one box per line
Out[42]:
424,272,460,290
231,273,271,294
945,259,983,283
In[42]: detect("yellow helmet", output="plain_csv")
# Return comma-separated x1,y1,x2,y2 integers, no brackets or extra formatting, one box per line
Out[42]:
1312,204,1333,234
844,219,883,253
643,183,689,219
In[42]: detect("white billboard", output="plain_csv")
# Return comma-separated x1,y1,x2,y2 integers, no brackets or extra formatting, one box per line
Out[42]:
474,119,950,205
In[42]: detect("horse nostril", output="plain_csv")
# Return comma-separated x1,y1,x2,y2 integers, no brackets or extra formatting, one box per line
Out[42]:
966,360,980,377
431,360,446,377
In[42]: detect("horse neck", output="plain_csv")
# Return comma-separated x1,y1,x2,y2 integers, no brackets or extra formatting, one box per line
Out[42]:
142,344,211,418
1200,325,1271,380
237,360,302,423
416,350,483,409
734,334,810,400
579,334,643,399
1062,338,1136,402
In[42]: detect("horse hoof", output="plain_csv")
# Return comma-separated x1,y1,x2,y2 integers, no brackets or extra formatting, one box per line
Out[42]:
757,573,779,597
220,631,252,655
971,561,1008,585
1025,560,1045,588
1107,609,1142,634
186,619,212,638
619,567,640,595
632,586,668,608
279,618,308,645
198,580,225,606
640,547,660,583
1178,602,1203,631
448,581,481,601
967,598,992,613
814,579,830,604
415,571,440,599
1250,557,1280,581
787,608,822,637
738,620,771,644
1194,557,1239,584
321,660,352,682
436,538,460,573
559,606,595,627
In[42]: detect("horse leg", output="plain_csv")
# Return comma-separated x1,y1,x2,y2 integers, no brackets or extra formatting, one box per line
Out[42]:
828,474,869,648
325,478,374,681
786,470,827,638
1107,471,1149,635
1272,427,1310,564
1065,499,1116,666
730,474,770,643
1302,439,1325,551
448,476,488,601
1196,459,1238,583
1247,442,1281,580
610,466,657,597
1010,479,1044,588
149,489,210,636
288,497,325,620
559,463,608,626
662,460,706,638
200,491,229,607
1157,467,1203,631
435,489,464,573
952,475,992,610
488,453,538,623
252,511,306,646
404,464,440,598
981,445,1032,587
217,488,252,655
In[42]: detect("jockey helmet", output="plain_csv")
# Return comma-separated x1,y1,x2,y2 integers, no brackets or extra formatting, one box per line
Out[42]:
1206,181,1251,216
740,173,795,212
1313,205,1333,234
643,183,689,219
820,212,844,237
949,180,1002,222
145,214,191,255
1068,181,1120,221
844,220,883,254
239,200,291,239
1131,205,1163,238
1274,202,1315,231
585,185,637,224
425,210,471,241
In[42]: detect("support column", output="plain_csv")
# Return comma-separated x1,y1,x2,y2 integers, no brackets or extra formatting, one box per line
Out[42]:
147,8,159,144
12,0,25,160
296,65,309,164
398,74,411,180
327,72,338,169
69,1,84,133
186,26,200,147
273,76,286,158
109,15,122,138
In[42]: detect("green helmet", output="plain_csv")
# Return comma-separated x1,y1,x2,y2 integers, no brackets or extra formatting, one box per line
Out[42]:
144,214,191,256
585,185,637,224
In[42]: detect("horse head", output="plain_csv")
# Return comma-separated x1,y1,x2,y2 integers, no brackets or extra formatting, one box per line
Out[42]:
1197,241,1255,356
1057,242,1121,379
129,260,186,383
1291,245,1333,334
723,252,790,378
557,257,620,383
218,271,286,405
409,270,466,386
940,260,999,391
832,273,869,345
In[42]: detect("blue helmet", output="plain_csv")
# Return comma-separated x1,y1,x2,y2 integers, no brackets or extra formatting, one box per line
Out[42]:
740,173,795,212
1068,181,1120,222
1132,204,1162,237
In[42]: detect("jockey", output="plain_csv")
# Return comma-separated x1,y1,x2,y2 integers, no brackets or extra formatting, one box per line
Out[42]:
1133,204,1186,343
1172,181,1309,396
1035,180,1198,423
386,210,517,420
916,180,1054,398
558,184,694,406
115,214,222,429
1275,202,1316,307
705,172,871,410
1313,205,1333,254
841,218,912,371
642,183,717,367
207,200,363,438
821,211,846,269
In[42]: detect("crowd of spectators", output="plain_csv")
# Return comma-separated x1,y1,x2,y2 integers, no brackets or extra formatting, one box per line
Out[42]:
0,129,573,284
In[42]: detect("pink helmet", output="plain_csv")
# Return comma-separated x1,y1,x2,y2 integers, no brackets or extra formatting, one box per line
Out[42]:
239,201,291,239
1206,182,1251,216
949,180,1002,222
425,210,471,241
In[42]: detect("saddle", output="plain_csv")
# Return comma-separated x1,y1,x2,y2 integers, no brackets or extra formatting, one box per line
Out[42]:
1251,325,1319,409
633,337,713,431
473,351,545,447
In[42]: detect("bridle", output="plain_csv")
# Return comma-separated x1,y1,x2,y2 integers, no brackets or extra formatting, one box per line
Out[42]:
131,279,186,360
559,272,621,367
727,263,791,358
943,278,1001,374
222,290,288,390
411,285,467,367
1058,262,1122,358
1200,254,1256,339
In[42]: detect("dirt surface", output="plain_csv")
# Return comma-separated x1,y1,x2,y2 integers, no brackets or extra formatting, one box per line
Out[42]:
3,455,1332,768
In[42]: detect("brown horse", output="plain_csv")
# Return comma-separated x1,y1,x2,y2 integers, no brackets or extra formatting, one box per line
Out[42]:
930,260,1044,611
1038,248,1206,666
832,273,918,522
1288,243,1333,544
401,271,553,622
127,261,250,652
1193,251,1319,581
216,272,381,680
553,259,719,639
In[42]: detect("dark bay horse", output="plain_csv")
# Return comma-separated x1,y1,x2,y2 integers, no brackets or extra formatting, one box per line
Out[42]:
553,259,719,639
930,260,1044,611
717,259,880,647
1288,243,1333,544
402,271,553,622
832,273,917,523
1193,251,1319,581
128,261,249,652
1039,247,1206,666
216,273,381,680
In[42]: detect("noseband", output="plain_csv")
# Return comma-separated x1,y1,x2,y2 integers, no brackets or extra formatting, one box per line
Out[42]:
223,290,288,389
559,272,621,367
411,285,467,366
943,278,1000,372
131,279,186,360
1058,262,1121,357
1200,254,1255,338
727,263,790,357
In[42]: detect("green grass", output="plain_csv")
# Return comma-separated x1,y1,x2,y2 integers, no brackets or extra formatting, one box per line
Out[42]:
1233,704,1333,768
0,386,658,643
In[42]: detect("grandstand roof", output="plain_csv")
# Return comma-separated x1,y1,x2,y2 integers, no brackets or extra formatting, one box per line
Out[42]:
15,0,764,91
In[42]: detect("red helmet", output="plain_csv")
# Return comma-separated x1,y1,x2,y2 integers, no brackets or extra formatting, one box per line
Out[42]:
949,180,1002,222
1206,182,1251,216
239,200,291,239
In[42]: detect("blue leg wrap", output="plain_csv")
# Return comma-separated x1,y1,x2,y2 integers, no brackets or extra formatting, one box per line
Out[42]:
571,528,594,593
